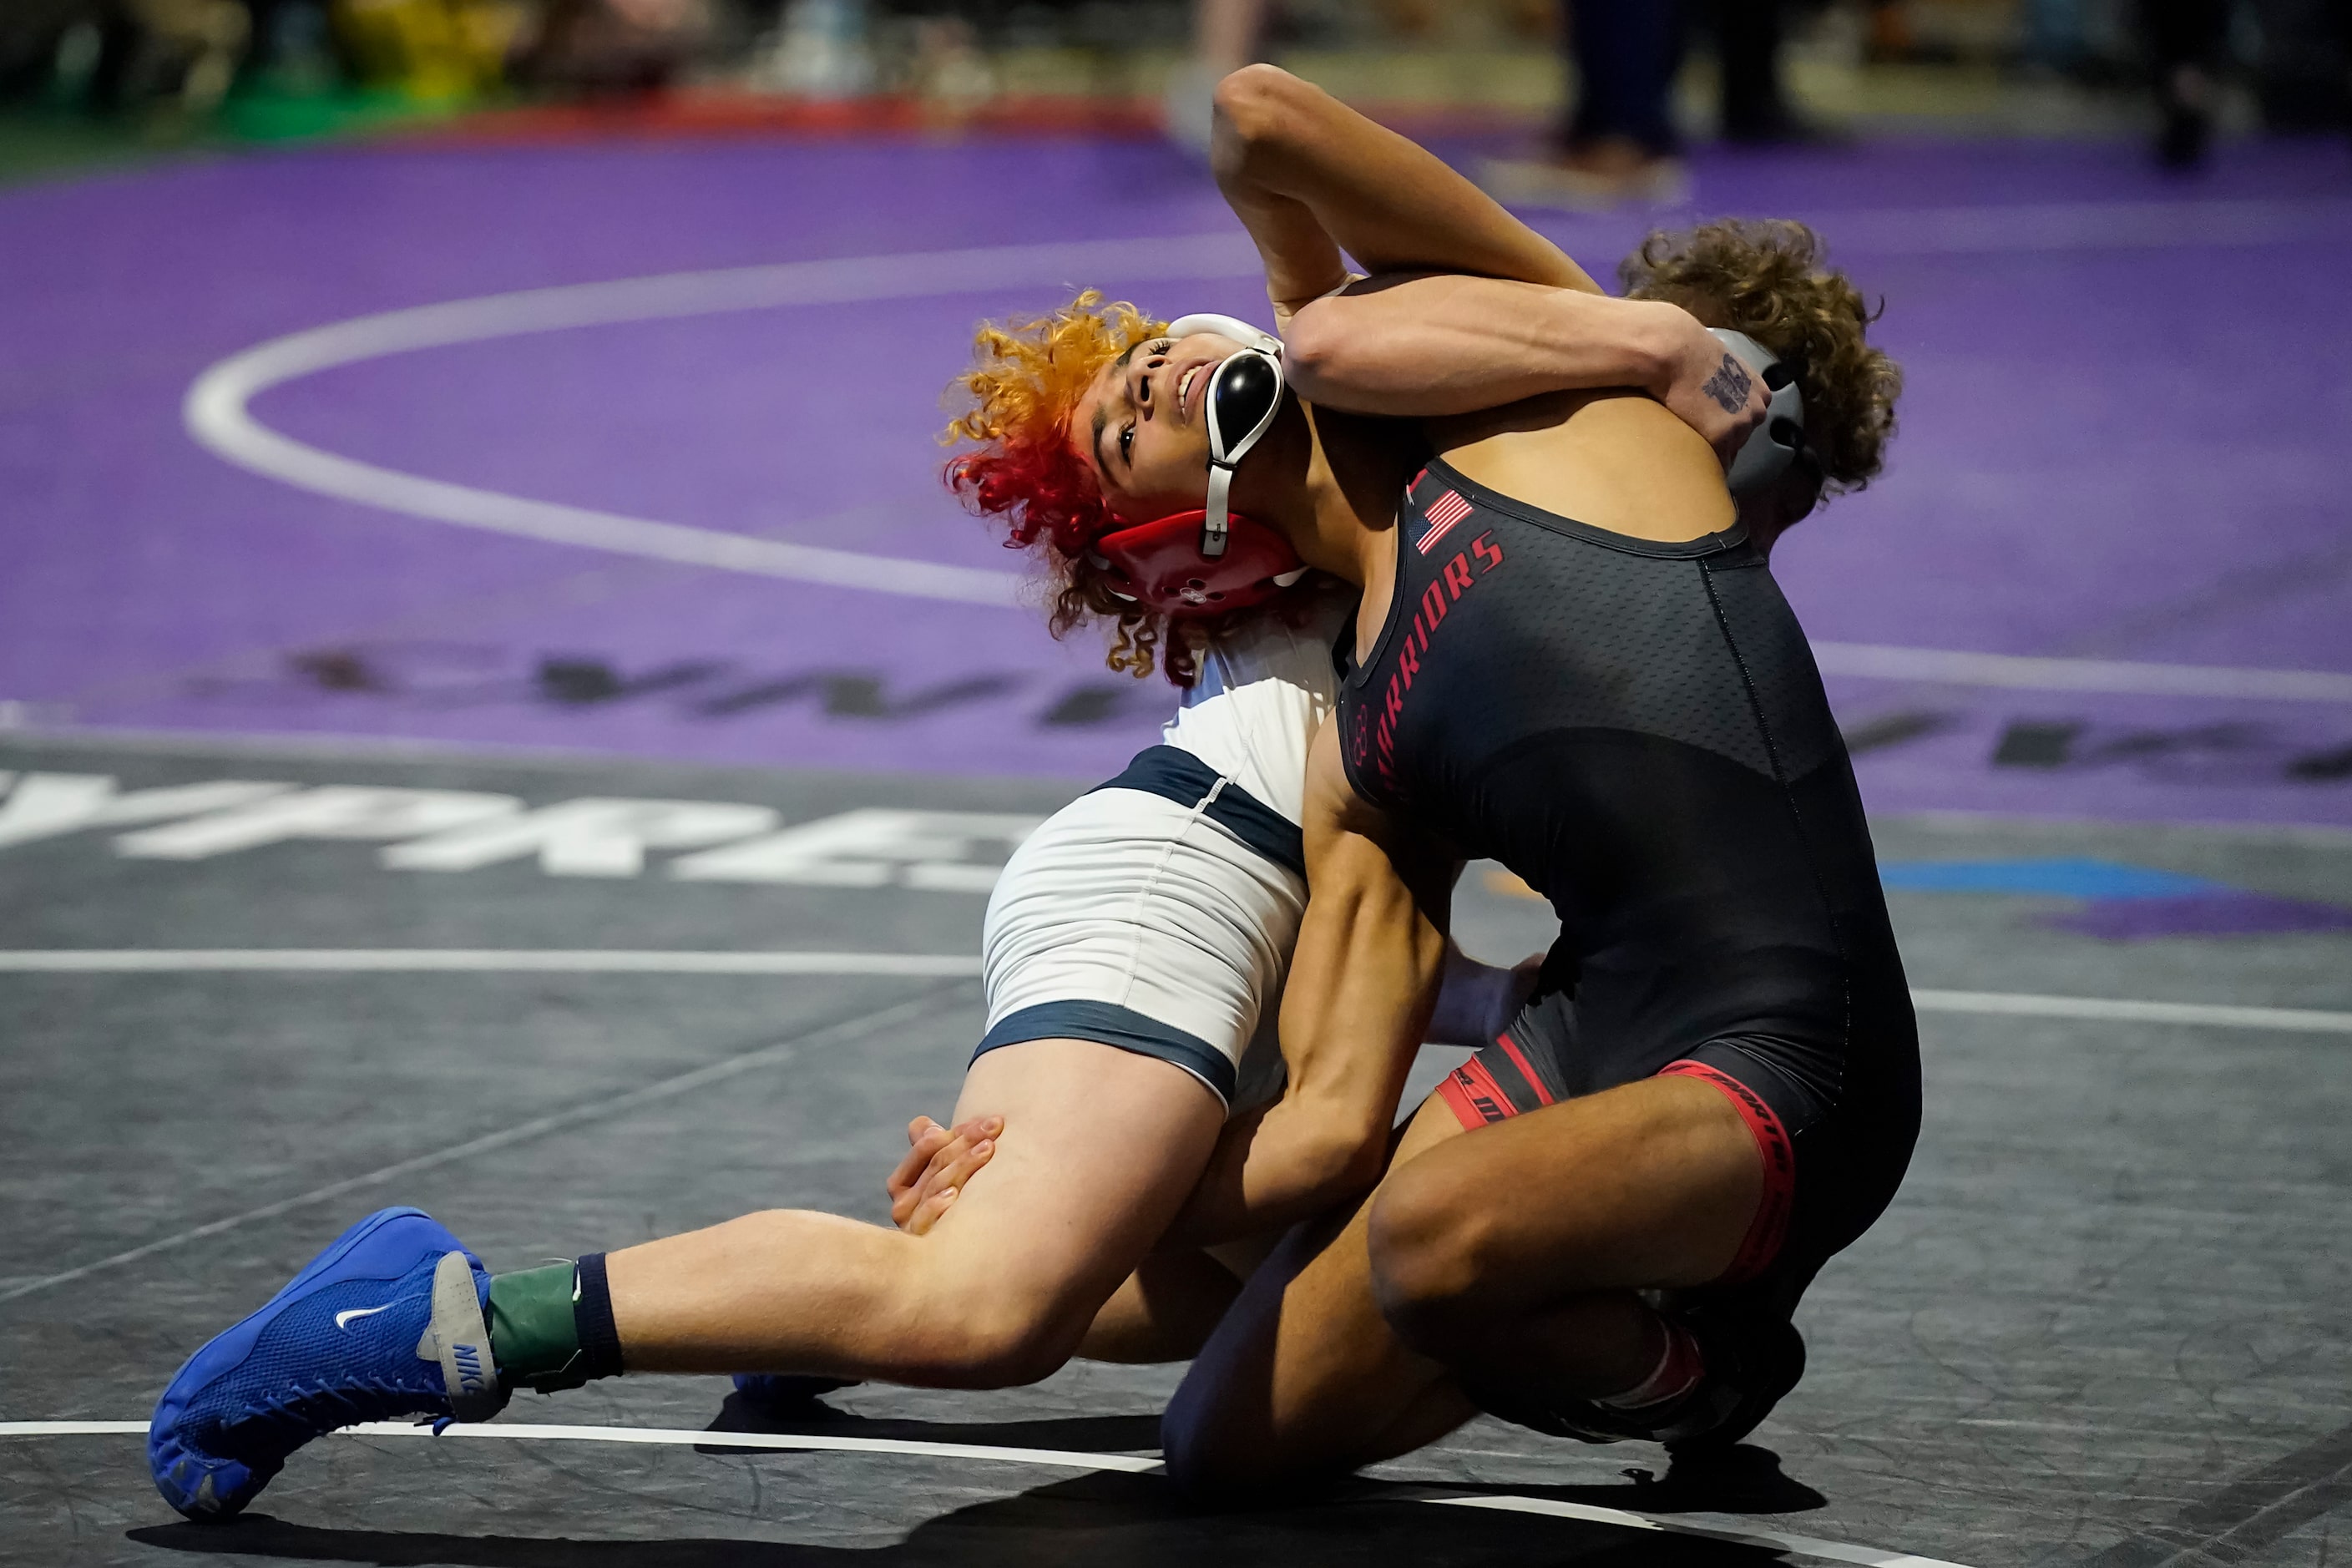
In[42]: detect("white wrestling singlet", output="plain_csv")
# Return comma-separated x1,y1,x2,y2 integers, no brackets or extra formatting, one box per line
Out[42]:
974,599,1347,1109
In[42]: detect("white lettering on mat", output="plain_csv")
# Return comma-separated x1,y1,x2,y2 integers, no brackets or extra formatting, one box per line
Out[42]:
115,787,522,860
384,799,781,878
0,773,1034,889
0,775,299,852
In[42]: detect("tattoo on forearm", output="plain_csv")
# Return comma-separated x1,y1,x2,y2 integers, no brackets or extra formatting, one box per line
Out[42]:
1701,354,1753,414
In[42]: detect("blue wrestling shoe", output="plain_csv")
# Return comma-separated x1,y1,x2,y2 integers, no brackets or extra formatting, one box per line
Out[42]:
149,1207,508,1521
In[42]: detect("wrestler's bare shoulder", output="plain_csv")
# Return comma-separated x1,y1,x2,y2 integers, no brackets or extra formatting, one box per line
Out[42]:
1426,388,1736,544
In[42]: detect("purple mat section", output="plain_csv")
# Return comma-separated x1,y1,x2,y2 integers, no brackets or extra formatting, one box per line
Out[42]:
2044,889,2352,938
3,134,2349,819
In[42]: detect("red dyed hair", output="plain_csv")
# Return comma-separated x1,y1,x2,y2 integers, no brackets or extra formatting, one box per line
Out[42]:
943,290,1318,685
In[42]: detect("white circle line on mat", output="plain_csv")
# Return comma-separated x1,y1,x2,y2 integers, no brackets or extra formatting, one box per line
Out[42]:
183,233,1262,610
181,235,2352,703
0,1419,1977,1568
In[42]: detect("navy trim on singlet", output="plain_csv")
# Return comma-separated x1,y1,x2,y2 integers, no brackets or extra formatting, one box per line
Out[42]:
1087,745,1306,878
973,1000,1237,1105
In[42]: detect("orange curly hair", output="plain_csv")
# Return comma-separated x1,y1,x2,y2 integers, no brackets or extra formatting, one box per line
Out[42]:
942,290,1317,685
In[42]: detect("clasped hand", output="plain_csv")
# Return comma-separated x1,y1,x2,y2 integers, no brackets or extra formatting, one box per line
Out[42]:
1650,305,1771,471
884,1113,1000,1235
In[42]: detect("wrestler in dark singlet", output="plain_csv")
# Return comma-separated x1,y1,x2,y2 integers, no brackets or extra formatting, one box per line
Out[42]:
1342,455,1920,1340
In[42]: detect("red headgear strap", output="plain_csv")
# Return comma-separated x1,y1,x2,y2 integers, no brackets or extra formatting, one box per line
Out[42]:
1090,509,1304,615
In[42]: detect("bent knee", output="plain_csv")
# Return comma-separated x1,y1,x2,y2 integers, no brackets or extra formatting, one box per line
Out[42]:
1366,1164,1500,1351
913,1297,1089,1389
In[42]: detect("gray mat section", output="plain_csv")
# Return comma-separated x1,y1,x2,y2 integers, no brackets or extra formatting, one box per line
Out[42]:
3,733,2349,1567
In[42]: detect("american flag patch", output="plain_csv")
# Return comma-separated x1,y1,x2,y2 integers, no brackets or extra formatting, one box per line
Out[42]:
1416,489,1471,554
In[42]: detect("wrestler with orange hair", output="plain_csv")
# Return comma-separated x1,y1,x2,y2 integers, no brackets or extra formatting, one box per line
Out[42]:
142,69,1745,1522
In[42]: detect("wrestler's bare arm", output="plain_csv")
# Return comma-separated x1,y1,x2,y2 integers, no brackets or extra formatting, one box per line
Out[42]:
1286,274,1769,463
1209,63,1599,315
890,919,1523,1239
1160,717,1452,1248
1208,71,1765,456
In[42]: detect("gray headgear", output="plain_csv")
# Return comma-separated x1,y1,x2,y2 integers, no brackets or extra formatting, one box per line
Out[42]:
1708,328,1808,502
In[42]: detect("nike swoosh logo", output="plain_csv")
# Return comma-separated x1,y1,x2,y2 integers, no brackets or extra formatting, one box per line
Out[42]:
335,1305,393,1330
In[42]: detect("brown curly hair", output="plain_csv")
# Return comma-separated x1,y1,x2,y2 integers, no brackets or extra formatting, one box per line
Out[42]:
1619,219,1901,501
941,291,1323,686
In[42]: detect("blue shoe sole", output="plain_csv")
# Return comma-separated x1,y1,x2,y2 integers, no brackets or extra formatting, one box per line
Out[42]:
149,1206,476,1521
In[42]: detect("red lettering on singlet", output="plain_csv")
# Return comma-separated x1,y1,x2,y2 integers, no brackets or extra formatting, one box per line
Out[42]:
1353,525,1508,802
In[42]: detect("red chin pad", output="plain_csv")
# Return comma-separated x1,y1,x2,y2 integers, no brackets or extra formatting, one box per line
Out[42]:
1090,509,1303,618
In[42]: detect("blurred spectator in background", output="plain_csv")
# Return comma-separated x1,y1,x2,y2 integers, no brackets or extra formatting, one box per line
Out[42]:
1478,0,1685,208
756,0,873,99
1165,0,1261,152
1862,0,1919,62
513,0,714,92
2242,0,2349,141
3,0,250,113
336,0,528,97
9,0,2342,164
138,0,251,106
1482,0,1839,210
1708,0,1836,141
0,3,62,101
2143,0,2228,164
2140,0,2348,167
1480,0,1845,210
240,0,338,91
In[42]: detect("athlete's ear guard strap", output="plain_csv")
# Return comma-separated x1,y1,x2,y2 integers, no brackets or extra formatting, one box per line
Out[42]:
1161,314,1287,561
1164,313,1282,354
1708,328,1808,502
1204,465,1237,556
